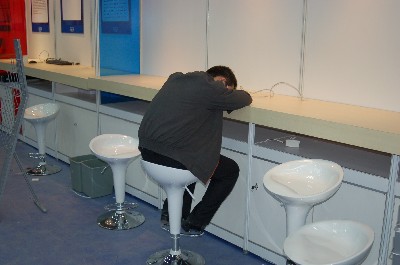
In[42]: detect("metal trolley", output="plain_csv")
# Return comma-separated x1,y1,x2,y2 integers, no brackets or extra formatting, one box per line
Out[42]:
0,39,46,213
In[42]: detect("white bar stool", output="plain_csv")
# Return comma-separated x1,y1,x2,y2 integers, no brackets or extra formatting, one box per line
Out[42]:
284,219,374,265
89,134,145,230
264,159,374,265
24,103,61,175
141,160,205,265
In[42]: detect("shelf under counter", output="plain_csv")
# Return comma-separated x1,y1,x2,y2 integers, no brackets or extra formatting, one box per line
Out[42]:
88,74,165,102
0,60,95,89
253,125,391,178
245,93,400,156
99,100,149,124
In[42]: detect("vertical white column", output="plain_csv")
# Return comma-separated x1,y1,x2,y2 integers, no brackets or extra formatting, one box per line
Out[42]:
378,155,400,265
244,122,255,253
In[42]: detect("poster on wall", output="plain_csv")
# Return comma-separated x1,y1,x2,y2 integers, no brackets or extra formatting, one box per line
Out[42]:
31,0,50,32
101,0,131,34
60,0,83,34
0,0,11,32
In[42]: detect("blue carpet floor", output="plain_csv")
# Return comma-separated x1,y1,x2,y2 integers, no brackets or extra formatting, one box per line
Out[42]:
0,141,273,265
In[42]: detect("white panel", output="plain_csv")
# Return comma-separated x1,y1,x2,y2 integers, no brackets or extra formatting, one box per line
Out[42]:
25,0,56,60
141,0,208,76
25,0,94,65
192,149,248,238
207,0,303,96
305,0,400,112
56,102,97,157
248,157,286,255
54,0,94,66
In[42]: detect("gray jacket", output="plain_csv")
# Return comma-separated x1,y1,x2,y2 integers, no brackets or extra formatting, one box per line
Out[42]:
138,71,252,184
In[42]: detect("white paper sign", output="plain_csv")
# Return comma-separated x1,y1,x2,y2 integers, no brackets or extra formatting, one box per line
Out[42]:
62,0,82,21
32,0,49,23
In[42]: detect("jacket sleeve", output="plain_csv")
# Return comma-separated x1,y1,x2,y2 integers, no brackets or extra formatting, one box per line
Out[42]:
208,84,253,111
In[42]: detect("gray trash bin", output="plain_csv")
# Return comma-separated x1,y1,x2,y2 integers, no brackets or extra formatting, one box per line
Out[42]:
69,154,97,193
81,159,113,198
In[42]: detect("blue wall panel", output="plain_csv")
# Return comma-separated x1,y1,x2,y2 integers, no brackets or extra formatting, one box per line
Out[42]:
99,0,140,76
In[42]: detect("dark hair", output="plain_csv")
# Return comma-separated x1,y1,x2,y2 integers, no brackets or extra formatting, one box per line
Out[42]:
206,65,237,89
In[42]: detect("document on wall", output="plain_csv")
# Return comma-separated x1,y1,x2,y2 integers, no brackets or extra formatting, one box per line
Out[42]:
60,0,83,33
102,0,129,22
61,0,81,21
31,0,49,32
32,0,48,23
101,0,131,34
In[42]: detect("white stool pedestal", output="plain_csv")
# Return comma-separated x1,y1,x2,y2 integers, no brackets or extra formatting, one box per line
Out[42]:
263,159,344,265
141,160,205,265
89,134,145,230
24,103,61,176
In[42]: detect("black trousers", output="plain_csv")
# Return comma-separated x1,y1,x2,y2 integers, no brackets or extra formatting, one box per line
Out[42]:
140,148,239,227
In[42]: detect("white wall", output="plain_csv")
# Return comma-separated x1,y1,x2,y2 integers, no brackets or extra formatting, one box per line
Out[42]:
25,0,95,66
304,0,400,112
25,0,56,60
53,0,94,66
141,0,400,112
25,0,400,112
140,0,208,77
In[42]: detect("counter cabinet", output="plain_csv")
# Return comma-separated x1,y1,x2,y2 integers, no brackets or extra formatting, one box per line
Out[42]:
22,79,98,163
17,76,399,265
210,120,397,265
53,83,97,161
248,155,399,265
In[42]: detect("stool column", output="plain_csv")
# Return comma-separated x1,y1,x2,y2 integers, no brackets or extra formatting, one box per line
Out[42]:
34,122,47,155
110,163,127,206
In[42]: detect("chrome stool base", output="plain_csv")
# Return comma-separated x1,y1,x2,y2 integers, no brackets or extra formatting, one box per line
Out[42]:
146,249,205,265
27,164,62,176
97,210,145,230
104,202,138,211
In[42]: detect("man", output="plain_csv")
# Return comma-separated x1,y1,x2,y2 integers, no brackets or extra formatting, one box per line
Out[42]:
139,65,252,235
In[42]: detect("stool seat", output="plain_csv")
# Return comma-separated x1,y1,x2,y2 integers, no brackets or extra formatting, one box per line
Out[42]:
24,103,59,124
263,159,374,265
284,220,374,265
24,103,61,176
263,159,343,236
141,160,205,265
89,134,144,230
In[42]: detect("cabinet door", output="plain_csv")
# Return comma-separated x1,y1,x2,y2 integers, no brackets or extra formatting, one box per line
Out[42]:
312,182,391,265
56,102,97,158
99,113,159,204
248,158,286,258
192,149,248,243
23,95,57,152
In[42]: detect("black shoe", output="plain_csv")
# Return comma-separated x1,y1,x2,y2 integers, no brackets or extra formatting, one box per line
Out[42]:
161,211,169,225
160,211,170,232
181,218,205,237
286,259,296,265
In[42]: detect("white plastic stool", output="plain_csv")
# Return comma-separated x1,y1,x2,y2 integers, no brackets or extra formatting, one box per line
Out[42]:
141,160,205,265
24,103,61,175
284,220,374,265
263,159,344,237
264,159,374,265
89,134,145,230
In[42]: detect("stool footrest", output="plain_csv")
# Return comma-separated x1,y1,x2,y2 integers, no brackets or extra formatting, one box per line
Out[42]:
146,249,205,265
29,153,45,161
104,202,138,211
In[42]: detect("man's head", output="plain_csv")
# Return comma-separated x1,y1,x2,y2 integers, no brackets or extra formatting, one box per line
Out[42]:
206,66,237,90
